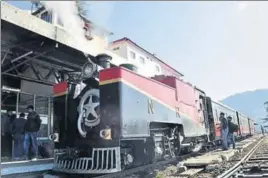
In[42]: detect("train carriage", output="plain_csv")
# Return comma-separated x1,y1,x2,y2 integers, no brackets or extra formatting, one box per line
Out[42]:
237,112,250,138
209,101,239,140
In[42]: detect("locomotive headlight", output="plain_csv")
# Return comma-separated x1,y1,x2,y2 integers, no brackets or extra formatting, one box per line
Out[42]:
100,128,112,140
82,62,96,78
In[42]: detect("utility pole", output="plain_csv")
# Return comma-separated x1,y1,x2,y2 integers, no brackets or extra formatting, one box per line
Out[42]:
263,101,268,134
264,101,268,116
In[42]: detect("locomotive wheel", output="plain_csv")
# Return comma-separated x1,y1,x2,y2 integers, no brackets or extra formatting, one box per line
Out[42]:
150,126,182,163
174,129,182,156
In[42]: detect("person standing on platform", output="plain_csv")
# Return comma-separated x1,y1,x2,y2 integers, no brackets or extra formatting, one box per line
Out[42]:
261,125,265,136
219,112,229,150
227,116,238,149
24,105,42,160
11,113,27,160
1,109,16,159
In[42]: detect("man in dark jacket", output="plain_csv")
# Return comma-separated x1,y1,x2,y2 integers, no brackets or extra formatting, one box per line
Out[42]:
12,113,27,160
219,112,229,150
24,105,42,160
227,116,238,149
1,109,16,158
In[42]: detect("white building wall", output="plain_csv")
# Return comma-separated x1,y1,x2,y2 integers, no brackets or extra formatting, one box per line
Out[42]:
109,42,163,77
109,42,128,60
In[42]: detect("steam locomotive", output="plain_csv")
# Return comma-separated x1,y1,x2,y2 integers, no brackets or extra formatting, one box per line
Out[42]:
50,54,255,174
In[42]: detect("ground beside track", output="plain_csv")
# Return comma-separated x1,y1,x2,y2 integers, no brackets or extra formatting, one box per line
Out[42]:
147,135,263,178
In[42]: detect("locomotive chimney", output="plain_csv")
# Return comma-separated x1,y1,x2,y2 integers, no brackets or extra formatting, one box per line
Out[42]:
95,53,112,69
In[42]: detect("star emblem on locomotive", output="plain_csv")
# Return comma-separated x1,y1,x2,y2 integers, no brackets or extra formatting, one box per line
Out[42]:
77,89,100,137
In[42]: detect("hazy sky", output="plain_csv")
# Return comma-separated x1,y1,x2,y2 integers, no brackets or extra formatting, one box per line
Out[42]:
7,1,268,100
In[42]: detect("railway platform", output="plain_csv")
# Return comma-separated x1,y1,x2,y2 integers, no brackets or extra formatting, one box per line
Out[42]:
1,158,53,177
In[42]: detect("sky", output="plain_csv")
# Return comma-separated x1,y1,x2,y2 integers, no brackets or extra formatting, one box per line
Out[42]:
6,1,268,100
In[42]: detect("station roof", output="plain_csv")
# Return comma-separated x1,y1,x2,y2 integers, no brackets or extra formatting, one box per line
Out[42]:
1,1,93,85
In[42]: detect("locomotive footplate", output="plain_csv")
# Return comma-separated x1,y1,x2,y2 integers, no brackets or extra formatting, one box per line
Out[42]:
53,147,121,174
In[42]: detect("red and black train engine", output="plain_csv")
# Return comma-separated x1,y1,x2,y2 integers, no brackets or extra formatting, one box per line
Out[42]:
50,53,255,175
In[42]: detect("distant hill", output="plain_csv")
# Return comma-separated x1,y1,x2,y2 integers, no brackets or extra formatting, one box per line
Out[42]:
220,89,268,132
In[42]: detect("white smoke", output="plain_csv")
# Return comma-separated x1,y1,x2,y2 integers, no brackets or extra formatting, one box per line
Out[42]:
236,2,249,11
40,1,89,55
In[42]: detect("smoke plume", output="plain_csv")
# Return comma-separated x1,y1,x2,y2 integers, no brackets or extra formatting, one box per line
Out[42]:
40,1,89,54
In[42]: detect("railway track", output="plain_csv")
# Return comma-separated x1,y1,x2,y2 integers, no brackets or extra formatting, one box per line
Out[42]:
158,135,263,178
217,136,268,178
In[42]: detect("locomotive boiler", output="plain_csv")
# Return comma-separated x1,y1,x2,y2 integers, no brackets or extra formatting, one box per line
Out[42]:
49,53,255,175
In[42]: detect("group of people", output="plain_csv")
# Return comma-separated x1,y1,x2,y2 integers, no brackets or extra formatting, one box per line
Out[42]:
1,105,42,161
219,112,239,150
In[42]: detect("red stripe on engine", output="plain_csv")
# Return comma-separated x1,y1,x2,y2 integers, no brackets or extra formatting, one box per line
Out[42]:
53,81,68,95
99,67,122,81
100,67,177,107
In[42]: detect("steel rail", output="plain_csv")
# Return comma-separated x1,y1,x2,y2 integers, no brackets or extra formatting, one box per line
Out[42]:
217,137,264,178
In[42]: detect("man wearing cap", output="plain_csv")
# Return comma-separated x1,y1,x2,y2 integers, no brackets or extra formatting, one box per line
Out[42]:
24,105,42,160
219,112,229,150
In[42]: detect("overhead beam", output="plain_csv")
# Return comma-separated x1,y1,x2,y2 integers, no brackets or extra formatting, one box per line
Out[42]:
2,73,55,86
2,49,54,74
11,51,33,63
30,64,42,80
1,51,9,64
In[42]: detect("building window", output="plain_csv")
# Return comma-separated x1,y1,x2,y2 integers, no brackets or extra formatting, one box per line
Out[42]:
40,11,52,23
130,51,136,59
113,47,120,51
140,57,145,64
155,65,160,72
